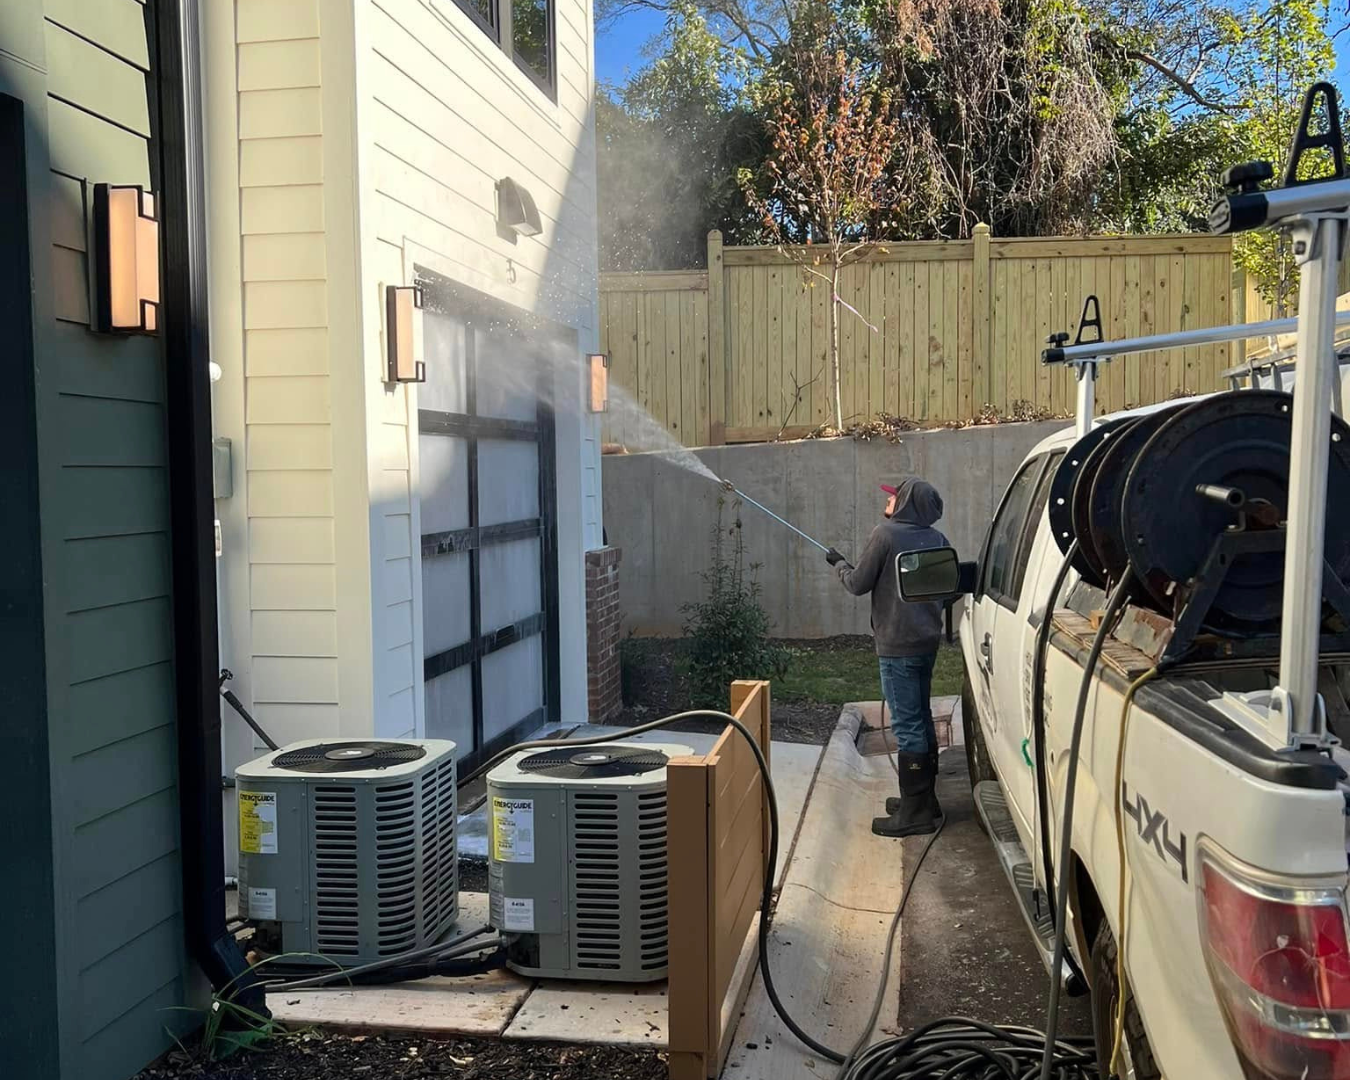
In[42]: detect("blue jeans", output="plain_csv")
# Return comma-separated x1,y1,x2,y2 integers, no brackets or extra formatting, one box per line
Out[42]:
879,653,937,755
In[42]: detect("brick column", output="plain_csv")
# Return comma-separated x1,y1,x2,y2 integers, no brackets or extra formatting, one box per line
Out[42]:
585,546,623,722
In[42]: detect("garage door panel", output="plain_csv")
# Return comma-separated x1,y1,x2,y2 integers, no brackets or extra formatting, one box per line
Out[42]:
425,667,473,748
478,439,539,525
421,553,472,657
478,538,542,629
419,435,470,535
421,311,468,413
475,328,539,423
481,636,544,744
415,271,560,773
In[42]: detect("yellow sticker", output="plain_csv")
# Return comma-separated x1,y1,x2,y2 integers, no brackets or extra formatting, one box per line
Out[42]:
491,796,534,863
239,790,278,855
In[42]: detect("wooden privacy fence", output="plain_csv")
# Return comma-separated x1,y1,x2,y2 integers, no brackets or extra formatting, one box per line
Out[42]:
599,229,1243,448
667,680,772,1080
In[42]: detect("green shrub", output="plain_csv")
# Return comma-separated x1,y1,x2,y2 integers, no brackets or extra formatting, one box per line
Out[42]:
682,498,789,708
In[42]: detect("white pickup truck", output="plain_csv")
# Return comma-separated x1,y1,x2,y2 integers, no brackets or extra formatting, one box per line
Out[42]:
895,84,1350,1080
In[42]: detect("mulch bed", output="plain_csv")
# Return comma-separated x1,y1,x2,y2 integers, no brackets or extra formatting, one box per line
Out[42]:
136,1033,667,1080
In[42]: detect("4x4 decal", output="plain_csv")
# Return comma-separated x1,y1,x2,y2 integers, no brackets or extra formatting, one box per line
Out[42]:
1122,783,1189,884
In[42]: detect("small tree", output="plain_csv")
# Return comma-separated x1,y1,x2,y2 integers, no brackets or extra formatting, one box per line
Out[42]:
740,0,925,428
682,498,789,708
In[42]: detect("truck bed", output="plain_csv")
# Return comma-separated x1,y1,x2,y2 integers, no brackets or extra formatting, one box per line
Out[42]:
1048,607,1343,791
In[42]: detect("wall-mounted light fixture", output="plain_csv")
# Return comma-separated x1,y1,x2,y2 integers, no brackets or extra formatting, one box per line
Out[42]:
385,284,426,383
588,353,609,413
93,183,159,334
496,177,543,238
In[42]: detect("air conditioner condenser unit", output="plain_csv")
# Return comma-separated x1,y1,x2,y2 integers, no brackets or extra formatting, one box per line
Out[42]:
235,738,459,966
486,741,692,982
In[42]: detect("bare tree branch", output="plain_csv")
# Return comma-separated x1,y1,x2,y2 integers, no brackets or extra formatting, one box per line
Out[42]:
1128,47,1237,110
1093,31,1238,112
777,364,826,439
597,0,784,58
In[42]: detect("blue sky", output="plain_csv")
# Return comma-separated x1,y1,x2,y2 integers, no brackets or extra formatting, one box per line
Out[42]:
595,9,666,89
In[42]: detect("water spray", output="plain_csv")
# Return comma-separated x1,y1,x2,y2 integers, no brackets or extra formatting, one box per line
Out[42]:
719,479,833,554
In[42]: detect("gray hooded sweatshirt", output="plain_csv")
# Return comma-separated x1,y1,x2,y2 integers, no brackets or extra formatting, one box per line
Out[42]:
837,479,949,657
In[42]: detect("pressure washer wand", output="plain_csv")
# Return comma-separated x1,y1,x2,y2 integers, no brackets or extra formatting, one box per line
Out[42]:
720,480,832,554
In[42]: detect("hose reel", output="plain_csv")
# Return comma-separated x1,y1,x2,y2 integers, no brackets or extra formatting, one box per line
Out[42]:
1049,391,1350,652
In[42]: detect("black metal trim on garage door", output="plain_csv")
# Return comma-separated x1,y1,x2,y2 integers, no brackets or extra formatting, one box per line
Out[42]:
416,270,562,778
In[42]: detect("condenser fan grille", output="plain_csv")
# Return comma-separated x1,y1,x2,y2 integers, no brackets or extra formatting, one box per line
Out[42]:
272,741,428,773
518,745,669,779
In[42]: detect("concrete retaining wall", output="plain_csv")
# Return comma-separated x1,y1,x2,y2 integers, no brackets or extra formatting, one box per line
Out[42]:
603,421,1071,638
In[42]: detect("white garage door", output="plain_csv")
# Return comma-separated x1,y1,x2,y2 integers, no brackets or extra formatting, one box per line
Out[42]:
416,273,561,774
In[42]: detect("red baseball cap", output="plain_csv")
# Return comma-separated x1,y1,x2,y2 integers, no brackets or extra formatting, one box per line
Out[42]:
880,483,899,496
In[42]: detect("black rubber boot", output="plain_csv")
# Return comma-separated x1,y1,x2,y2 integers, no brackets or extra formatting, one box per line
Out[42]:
886,749,942,818
873,752,938,837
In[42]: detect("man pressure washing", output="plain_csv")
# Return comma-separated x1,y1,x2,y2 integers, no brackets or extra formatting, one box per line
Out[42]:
826,479,947,838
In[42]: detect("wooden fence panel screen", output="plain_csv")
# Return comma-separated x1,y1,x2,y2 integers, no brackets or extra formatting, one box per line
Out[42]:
600,231,1249,447
987,237,1233,416
599,271,711,448
667,680,771,1080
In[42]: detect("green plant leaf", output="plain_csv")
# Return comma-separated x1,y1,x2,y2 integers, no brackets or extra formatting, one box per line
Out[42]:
211,1026,273,1061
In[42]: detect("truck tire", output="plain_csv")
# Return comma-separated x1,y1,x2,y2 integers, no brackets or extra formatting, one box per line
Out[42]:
1091,920,1161,1080
962,674,997,790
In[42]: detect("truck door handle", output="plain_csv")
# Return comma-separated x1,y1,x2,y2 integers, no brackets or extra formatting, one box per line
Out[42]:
980,634,992,661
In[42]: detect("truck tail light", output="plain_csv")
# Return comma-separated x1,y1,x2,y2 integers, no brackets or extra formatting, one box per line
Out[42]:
1198,845,1350,1080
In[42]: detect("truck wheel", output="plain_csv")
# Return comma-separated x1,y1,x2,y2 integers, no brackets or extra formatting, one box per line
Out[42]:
962,674,997,789
1091,920,1161,1080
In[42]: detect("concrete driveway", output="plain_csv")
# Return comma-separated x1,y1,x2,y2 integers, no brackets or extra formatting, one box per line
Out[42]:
895,748,1094,1037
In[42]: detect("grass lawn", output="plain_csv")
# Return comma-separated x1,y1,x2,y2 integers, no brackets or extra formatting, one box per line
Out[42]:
775,640,965,704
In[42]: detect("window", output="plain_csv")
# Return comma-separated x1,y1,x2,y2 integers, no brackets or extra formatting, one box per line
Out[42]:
511,0,552,89
451,0,556,99
1007,451,1062,603
458,0,497,33
981,452,1061,610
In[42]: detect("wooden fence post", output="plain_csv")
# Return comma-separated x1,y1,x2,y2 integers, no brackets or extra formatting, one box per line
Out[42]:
1231,267,1247,367
707,230,727,444
972,223,991,408
667,755,712,1080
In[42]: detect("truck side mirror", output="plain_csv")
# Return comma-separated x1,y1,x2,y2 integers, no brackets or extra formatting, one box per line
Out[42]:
896,546,971,601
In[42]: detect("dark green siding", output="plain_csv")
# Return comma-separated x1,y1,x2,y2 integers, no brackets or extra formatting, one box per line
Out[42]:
1,0,196,1077
0,85,62,1080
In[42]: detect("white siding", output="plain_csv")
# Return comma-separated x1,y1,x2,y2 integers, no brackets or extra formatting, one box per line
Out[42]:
206,0,367,802
361,0,596,332
237,3,341,745
366,234,420,737
356,0,604,724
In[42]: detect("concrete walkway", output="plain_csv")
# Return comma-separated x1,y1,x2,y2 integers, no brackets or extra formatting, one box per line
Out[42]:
720,704,915,1078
